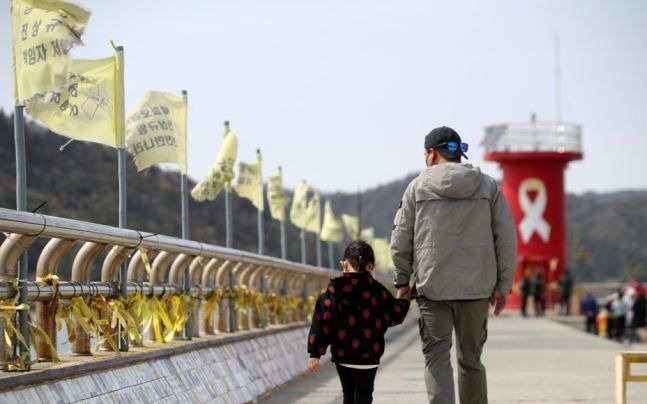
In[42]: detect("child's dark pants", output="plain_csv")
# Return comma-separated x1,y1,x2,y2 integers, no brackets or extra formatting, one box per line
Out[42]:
335,363,378,404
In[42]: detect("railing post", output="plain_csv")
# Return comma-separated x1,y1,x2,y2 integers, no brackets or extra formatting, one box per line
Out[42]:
258,270,267,329
227,270,235,332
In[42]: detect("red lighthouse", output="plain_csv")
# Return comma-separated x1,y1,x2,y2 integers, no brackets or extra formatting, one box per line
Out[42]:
482,120,582,309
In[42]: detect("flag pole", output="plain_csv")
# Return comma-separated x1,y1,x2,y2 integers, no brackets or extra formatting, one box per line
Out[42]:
223,122,235,332
114,45,129,352
181,89,192,340
301,228,306,264
316,232,322,267
300,180,307,264
13,103,31,367
224,121,233,249
257,149,264,255
328,240,335,269
279,166,287,260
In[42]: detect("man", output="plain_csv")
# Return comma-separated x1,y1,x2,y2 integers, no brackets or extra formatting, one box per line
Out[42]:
558,268,574,315
520,270,532,317
390,126,517,404
580,292,598,334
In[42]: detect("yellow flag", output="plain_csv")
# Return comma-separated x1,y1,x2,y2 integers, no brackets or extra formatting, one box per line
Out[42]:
320,200,344,242
11,0,90,104
267,170,289,221
126,91,187,172
289,181,309,229
235,151,263,211
342,214,360,239
372,237,395,272
305,191,321,233
191,127,238,201
360,227,375,242
25,56,118,146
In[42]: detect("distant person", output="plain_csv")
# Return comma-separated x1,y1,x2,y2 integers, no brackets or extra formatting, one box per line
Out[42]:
307,240,410,404
558,269,574,315
630,288,646,343
580,292,598,334
390,126,517,404
610,291,627,341
520,272,532,317
533,271,545,316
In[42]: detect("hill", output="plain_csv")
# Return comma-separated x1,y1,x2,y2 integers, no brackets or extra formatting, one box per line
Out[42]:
1,110,646,282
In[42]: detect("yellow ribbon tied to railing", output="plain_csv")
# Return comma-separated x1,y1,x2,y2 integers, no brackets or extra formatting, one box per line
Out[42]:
151,295,175,343
253,291,266,315
202,289,223,323
139,247,152,274
233,285,251,312
1,276,60,369
108,297,141,343
126,294,151,345
302,295,316,316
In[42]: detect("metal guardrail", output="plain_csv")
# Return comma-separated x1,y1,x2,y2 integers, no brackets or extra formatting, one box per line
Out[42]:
482,122,582,153
0,207,376,371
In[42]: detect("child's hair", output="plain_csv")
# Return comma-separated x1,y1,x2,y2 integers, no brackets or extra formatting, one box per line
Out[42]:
342,240,375,272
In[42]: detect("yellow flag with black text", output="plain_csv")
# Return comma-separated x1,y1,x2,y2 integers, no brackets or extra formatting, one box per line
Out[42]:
305,191,321,233
25,56,118,146
360,227,375,242
126,91,187,172
342,214,360,239
290,181,309,229
191,127,238,201
373,237,395,272
11,0,90,104
320,200,344,242
267,170,289,221
235,151,263,211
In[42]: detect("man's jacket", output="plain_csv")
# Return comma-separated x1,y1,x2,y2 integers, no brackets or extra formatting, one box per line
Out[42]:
390,162,517,300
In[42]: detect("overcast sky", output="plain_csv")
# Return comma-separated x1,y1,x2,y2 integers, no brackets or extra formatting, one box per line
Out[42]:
2,0,646,194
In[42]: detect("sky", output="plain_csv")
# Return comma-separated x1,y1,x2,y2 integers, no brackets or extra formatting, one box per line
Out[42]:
1,0,646,194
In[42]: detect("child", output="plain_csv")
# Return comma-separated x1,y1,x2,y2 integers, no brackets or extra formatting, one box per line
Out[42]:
307,240,410,404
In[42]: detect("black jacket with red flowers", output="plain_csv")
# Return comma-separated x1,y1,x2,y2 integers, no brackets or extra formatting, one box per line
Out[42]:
307,271,410,365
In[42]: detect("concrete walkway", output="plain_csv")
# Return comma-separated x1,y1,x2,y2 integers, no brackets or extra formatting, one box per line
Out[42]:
261,314,647,403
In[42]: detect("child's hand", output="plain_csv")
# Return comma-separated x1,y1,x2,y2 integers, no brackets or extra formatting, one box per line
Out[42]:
308,358,321,373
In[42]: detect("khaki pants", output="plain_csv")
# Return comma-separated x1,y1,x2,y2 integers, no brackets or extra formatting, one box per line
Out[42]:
417,298,489,404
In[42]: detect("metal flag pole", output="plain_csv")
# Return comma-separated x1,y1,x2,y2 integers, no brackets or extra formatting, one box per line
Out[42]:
114,46,129,352
223,122,235,332
13,103,30,367
300,180,307,264
316,232,322,267
300,228,307,264
257,149,264,255
280,219,287,260
279,166,287,260
181,89,192,340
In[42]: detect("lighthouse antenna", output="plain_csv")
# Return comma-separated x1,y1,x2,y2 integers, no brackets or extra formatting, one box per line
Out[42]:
555,35,562,124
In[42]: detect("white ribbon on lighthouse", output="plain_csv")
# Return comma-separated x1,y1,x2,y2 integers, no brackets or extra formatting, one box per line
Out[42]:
518,177,551,244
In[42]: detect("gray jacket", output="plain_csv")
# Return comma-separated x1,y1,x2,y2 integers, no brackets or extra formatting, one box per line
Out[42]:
390,163,517,300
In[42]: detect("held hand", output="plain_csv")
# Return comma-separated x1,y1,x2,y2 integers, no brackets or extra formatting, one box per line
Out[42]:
490,290,506,316
396,285,411,301
308,358,321,373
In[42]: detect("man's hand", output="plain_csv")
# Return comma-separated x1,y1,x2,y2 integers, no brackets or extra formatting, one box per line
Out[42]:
490,290,506,316
396,285,411,301
308,357,321,373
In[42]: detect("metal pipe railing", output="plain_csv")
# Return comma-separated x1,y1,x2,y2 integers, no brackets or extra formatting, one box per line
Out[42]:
0,281,217,301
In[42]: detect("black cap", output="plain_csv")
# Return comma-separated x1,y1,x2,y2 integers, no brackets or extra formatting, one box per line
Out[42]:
424,126,467,159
